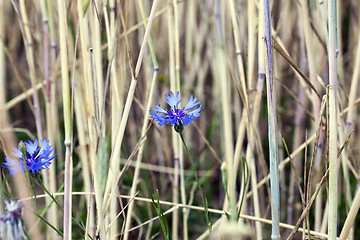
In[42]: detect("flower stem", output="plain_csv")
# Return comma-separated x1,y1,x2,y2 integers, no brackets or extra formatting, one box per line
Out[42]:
20,142,36,209
179,132,211,231
36,176,94,240
36,177,63,210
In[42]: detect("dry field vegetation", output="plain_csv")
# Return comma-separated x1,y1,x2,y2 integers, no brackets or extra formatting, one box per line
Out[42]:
0,0,360,239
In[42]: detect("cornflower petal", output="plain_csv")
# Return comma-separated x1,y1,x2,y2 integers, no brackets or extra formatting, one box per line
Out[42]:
163,91,181,109
181,115,195,126
2,157,23,176
12,148,23,159
153,104,167,114
188,104,203,118
27,160,50,174
25,139,38,156
149,109,167,126
149,91,203,130
0,200,27,240
184,94,201,111
2,139,55,176
37,139,55,159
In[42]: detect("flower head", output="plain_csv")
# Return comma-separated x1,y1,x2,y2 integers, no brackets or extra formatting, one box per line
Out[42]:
0,199,27,240
2,139,55,176
149,91,203,131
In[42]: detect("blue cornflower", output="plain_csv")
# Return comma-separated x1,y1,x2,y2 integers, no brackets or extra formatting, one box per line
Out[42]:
149,91,203,131
2,139,55,176
0,199,27,240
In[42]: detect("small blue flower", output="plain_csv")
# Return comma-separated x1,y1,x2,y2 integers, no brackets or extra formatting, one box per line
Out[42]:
0,199,27,240
149,91,203,129
2,139,55,176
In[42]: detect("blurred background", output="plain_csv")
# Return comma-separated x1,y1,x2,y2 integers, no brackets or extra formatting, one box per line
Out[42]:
0,0,359,239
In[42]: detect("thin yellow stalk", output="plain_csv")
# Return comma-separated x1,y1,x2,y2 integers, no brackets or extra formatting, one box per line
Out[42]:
250,156,262,239
173,156,180,240
84,2,101,237
76,1,105,239
17,6,53,232
337,117,352,198
338,120,353,235
335,0,345,84
299,0,321,118
166,1,176,93
320,202,329,233
233,113,247,176
184,16,208,94
0,0,17,220
327,0,338,239
39,0,59,238
44,101,59,239
122,68,158,240
213,1,236,224
46,0,56,61
184,0,195,66
247,0,256,90
218,47,236,221
118,0,160,239
108,0,120,114
346,31,360,128
173,0,181,91
339,187,360,240
0,43,34,117
100,5,120,236
18,0,43,140
39,0,50,101
89,1,104,120
228,0,250,223
228,0,248,106
73,82,94,238
318,0,329,52
299,0,324,232
47,56,62,239
172,0,182,238
0,1,17,156
238,37,266,240
249,4,266,236
102,0,119,237
100,0,120,164
46,1,59,172
1,76,55,111
56,0,73,239
164,1,182,239
101,0,122,171
108,2,159,239
178,136,188,238
2,18,39,237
